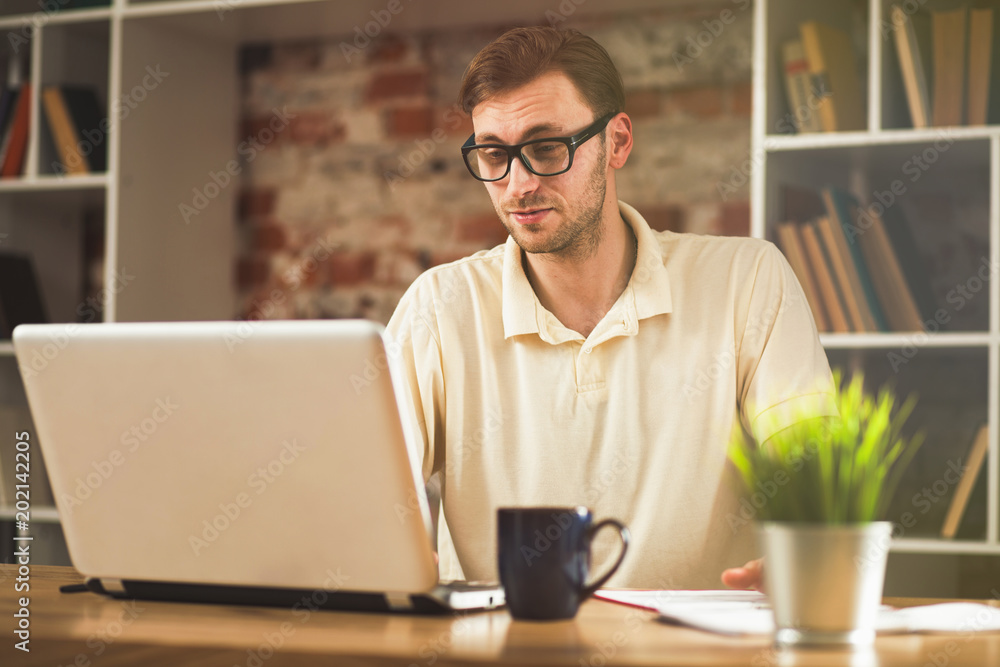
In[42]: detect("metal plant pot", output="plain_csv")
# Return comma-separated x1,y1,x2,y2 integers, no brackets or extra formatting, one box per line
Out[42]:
759,521,892,647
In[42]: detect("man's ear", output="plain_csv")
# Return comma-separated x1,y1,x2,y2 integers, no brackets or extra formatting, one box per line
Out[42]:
607,112,633,169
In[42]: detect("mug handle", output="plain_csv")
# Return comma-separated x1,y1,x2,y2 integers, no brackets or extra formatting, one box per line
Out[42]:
580,519,630,599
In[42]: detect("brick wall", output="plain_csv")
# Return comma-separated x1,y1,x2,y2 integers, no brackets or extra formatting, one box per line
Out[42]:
236,2,754,322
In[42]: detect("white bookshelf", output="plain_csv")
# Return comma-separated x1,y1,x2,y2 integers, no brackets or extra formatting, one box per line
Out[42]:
752,0,1000,555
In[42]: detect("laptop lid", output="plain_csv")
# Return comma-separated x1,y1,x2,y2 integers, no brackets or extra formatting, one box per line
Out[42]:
13,320,440,596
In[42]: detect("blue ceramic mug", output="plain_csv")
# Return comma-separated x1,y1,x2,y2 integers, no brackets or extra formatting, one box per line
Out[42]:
497,506,630,620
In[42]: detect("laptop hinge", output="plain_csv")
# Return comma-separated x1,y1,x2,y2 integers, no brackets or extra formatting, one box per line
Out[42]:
101,578,126,595
384,591,412,610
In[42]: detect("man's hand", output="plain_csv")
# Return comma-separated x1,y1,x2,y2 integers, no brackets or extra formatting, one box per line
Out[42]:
721,558,764,591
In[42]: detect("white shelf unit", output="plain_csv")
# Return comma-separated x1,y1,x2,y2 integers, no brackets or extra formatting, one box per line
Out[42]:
752,0,1000,555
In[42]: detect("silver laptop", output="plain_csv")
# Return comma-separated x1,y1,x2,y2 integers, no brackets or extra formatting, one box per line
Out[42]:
13,319,502,613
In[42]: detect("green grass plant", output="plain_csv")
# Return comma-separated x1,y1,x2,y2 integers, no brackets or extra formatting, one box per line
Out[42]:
728,370,924,523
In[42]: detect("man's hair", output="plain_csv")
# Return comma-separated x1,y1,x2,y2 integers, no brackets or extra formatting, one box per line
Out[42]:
458,26,625,119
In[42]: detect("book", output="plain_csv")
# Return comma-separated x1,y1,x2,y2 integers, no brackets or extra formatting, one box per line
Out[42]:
59,87,107,173
878,203,939,324
941,424,989,539
891,4,932,129
799,21,866,132
967,8,994,126
775,221,829,331
42,87,88,175
0,83,30,178
0,88,20,170
931,7,968,126
781,40,823,133
821,188,890,331
855,207,925,332
815,215,868,331
800,219,851,333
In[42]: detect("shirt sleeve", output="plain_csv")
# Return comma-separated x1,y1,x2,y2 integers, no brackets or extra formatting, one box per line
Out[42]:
736,242,839,444
386,279,446,484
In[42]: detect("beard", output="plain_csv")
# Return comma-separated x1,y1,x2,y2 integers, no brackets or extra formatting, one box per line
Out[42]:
495,144,609,262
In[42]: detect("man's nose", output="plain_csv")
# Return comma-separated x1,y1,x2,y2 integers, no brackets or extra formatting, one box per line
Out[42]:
505,154,541,197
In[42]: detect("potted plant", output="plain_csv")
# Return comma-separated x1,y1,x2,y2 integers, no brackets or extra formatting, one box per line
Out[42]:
728,370,924,648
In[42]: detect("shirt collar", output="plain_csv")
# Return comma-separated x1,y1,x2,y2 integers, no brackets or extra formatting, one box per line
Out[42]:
501,201,673,341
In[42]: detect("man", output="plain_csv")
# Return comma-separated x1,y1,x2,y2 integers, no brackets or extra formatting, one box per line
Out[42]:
387,26,836,590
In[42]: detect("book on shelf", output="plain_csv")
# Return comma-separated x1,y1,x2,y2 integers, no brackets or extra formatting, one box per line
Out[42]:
774,221,829,331
891,4,932,129
967,7,996,126
772,184,941,333
0,253,48,338
821,188,890,332
854,207,926,332
41,86,108,176
0,83,30,178
781,40,823,133
931,7,967,127
800,219,851,333
941,423,989,539
877,201,940,325
814,215,867,332
799,20,865,132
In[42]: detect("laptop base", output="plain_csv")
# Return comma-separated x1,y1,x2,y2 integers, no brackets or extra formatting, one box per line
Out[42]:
85,578,504,615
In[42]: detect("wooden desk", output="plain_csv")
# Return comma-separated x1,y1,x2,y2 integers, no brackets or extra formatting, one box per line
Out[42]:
3,565,999,666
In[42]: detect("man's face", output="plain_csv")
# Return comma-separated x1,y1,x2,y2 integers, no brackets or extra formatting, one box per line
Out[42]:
470,71,611,259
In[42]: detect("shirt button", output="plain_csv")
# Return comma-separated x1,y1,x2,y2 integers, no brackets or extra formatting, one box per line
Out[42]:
584,347,592,354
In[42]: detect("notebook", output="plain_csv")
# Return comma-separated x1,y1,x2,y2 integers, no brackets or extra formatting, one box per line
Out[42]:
13,319,503,613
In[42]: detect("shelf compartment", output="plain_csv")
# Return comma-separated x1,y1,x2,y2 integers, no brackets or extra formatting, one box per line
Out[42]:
827,347,989,542
762,0,869,137
36,18,109,177
766,137,991,333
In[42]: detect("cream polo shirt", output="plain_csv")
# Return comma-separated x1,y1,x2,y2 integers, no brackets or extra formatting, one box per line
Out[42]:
386,201,837,589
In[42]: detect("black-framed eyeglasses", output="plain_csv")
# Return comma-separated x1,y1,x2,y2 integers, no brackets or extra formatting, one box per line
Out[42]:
461,112,615,182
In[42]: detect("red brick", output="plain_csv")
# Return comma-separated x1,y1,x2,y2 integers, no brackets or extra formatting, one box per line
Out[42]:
642,205,684,232
387,106,434,137
719,200,750,237
239,189,276,219
366,68,428,102
457,214,507,247
664,86,724,118
626,90,661,119
253,224,286,251
435,105,473,137
369,34,410,63
288,112,346,145
731,81,753,117
329,251,377,286
237,256,270,290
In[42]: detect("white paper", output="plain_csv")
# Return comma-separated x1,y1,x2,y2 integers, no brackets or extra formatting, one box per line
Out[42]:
595,590,1000,637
